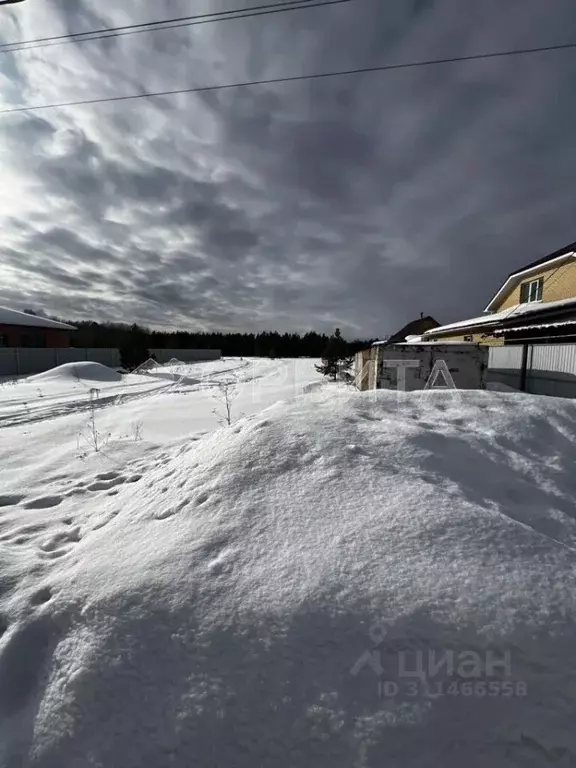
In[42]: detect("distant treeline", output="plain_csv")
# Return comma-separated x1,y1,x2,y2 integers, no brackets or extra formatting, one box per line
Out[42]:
61,320,374,358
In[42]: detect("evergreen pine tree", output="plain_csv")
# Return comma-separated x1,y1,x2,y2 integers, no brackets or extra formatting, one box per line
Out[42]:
119,324,151,371
316,328,347,381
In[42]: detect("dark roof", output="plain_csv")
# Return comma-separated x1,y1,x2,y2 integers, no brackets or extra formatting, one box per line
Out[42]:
508,240,576,278
386,315,440,345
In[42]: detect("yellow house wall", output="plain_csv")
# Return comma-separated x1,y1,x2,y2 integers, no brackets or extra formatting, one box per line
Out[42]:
424,331,504,346
496,258,576,311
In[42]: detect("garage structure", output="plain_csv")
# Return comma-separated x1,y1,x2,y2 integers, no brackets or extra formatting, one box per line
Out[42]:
355,341,489,392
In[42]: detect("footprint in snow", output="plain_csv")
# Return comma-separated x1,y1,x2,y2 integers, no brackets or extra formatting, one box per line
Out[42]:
0,521,48,544
37,548,71,561
23,496,63,510
95,471,121,482
30,586,53,606
155,499,189,520
15,523,47,537
86,477,126,492
0,495,25,508
65,487,88,498
91,511,119,531
38,526,81,553
44,473,69,484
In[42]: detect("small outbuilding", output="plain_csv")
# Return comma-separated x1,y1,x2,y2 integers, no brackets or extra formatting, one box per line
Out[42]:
355,341,488,392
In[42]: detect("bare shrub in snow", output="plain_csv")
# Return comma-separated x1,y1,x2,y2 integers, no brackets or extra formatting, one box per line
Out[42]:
212,378,240,426
77,388,111,454
132,421,144,442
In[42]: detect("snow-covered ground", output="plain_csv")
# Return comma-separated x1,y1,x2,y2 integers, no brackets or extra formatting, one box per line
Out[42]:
1,360,576,766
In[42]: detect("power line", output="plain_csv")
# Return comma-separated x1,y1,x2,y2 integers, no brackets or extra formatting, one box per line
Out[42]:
2,40,576,116
0,0,343,53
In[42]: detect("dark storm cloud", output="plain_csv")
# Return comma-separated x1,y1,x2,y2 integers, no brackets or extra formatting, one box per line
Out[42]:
26,228,118,266
2,0,576,334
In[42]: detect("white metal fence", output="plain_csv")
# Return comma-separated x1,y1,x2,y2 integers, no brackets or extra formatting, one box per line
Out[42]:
0,347,221,377
488,343,576,397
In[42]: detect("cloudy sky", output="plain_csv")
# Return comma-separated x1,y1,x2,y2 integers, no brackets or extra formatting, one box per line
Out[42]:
0,0,575,337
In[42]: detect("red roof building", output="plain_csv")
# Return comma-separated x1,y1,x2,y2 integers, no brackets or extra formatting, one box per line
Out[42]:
0,307,75,348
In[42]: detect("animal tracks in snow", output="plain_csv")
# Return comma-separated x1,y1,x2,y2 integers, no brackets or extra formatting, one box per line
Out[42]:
95,471,120,482
0,454,180,556
91,510,120,531
2,460,150,523
36,526,83,561
69,469,143,495
39,526,81,552
155,500,188,520
87,479,123,492
154,488,214,520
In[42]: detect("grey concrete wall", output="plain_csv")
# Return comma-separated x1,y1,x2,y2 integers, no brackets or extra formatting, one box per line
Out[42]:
0,347,220,376
150,349,221,364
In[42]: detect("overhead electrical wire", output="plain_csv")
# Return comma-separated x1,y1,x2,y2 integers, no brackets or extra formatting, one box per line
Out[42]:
0,0,346,53
2,40,576,116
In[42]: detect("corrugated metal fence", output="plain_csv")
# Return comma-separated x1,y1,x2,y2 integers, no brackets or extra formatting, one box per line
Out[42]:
488,343,576,397
0,348,221,377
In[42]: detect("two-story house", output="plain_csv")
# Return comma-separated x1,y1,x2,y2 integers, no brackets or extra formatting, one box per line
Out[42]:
423,240,576,345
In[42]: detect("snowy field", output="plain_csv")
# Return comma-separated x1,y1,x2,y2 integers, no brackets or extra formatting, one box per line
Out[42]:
1,359,576,766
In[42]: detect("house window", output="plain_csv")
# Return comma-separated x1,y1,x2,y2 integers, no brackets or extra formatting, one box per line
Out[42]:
0,335,7,347
463,335,473,342
519,277,543,303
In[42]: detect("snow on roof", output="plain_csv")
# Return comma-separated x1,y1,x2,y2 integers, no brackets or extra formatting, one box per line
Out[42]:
493,319,576,334
424,296,576,336
374,337,478,346
393,340,479,346
2,387,576,763
0,306,75,330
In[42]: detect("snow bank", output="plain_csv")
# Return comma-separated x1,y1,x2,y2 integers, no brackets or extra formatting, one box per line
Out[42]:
28,361,123,384
1,388,576,766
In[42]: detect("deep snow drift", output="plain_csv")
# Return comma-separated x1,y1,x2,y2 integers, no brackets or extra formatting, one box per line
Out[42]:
28,361,123,383
1,385,576,766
